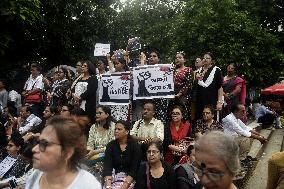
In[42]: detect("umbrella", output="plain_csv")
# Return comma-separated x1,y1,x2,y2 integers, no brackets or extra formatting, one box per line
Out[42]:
261,83,284,96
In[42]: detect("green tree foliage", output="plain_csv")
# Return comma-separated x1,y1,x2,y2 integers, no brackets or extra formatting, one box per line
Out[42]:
0,0,118,71
37,0,117,68
0,0,41,57
174,0,284,86
109,0,182,60
0,0,283,88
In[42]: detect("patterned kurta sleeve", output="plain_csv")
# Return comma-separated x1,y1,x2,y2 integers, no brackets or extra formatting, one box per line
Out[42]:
87,124,96,150
180,68,193,96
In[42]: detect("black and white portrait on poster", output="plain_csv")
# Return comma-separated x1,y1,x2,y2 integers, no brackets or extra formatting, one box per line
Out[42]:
133,64,175,100
99,72,130,105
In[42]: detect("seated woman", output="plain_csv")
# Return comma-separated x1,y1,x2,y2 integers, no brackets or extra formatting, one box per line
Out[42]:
25,116,101,189
135,141,176,189
103,120,141,189
195,105,223,139
0,132,31,180
193,131,240,189
60,103,74,118
85,106,115,164
164,106,191,165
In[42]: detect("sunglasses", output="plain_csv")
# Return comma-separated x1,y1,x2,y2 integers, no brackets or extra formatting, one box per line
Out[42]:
36,139,61,152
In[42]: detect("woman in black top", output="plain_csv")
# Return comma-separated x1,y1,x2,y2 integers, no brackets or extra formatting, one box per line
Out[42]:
195,52,223,120
103,120,141,189
73,60,98,124
135,141,176,189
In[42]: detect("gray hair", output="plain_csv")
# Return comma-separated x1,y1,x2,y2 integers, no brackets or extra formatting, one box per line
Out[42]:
194,131,240,174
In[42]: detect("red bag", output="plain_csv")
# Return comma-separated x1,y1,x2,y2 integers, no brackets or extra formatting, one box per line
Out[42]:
25,92,42,103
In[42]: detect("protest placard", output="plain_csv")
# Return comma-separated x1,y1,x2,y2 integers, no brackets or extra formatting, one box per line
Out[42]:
94,43,110,56
133,64,175,100
99,72,131,105
0,156,17,178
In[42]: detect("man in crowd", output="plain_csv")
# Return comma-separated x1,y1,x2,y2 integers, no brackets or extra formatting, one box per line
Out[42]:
255,100,282,129
22,63,44,117
222,103,267,163
131,101,164,143
11,105,42,135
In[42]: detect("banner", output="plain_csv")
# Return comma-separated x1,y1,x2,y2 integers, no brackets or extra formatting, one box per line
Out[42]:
94,43,110,56
99,72,130,105
0,156,17,178
133,64,175,100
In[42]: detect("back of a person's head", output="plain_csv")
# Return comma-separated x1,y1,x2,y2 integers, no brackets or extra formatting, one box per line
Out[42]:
195,131,240,175
231,103,243,113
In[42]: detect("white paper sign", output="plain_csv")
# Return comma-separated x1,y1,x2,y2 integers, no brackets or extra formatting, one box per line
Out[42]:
99,72,131,105
94,43,110,56
0,156,17,178
133,64,175,100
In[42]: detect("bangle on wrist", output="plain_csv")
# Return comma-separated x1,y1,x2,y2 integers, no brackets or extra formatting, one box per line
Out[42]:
105,186,112,189
217,100,223,104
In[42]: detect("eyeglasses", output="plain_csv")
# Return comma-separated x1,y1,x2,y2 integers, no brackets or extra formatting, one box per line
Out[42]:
172,112,181,115
81,64,87,67
146,150,160,155
36,139,61,152
203,112,211,115
191,162,226,181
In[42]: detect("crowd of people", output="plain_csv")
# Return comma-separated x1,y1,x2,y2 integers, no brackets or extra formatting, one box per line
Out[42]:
0,50,283,189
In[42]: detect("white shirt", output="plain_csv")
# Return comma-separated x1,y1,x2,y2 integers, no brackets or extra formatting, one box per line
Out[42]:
25,169,101,189
222,113,252,137
18,114,42,135
130,117,164,141
24,75,44,91
9,90,22,109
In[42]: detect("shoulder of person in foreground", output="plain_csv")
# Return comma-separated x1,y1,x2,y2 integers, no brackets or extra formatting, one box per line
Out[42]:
71,169,101,188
